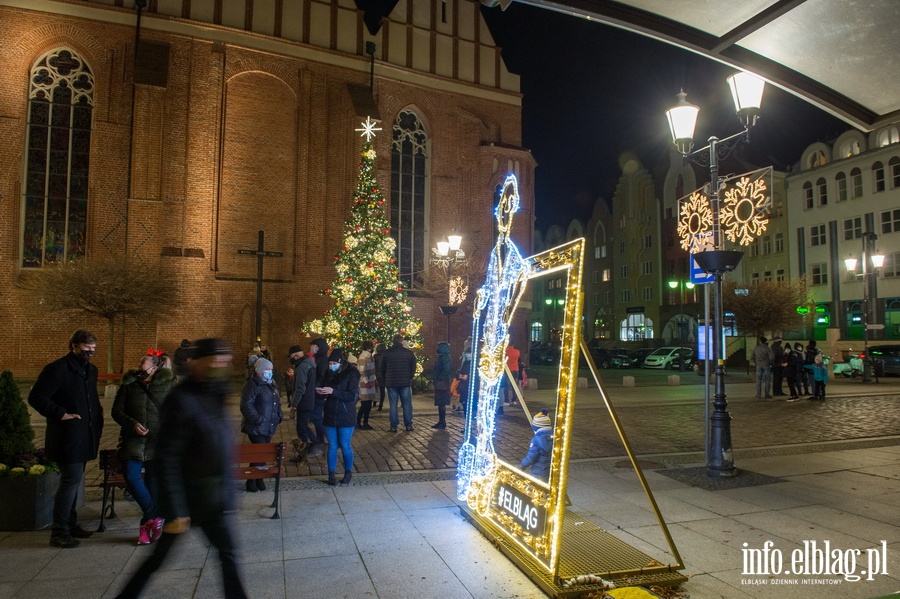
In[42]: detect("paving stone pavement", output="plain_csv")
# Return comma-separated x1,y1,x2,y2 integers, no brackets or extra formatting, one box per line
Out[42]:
10,374,900,599
25,373,900,490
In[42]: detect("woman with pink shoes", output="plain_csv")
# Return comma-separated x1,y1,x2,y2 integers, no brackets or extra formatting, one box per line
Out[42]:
112,350,176,544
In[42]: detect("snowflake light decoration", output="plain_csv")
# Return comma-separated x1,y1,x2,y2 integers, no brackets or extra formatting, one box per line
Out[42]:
676,191,714,252
355,116,382,141
720,176,771,246
449,275,469,305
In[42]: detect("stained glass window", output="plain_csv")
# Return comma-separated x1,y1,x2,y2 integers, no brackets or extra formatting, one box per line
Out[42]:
23,48,93,268
390,110,427,288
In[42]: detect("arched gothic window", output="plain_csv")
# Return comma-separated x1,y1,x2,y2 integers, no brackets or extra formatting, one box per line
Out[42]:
22,48,94,268
390,110,428,288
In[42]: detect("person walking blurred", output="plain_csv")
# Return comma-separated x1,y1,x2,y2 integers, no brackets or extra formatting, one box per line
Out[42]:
115,338,248,599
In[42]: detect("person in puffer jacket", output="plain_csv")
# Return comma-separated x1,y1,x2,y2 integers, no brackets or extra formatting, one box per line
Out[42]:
240,358,283,492
521,409,553,481
112,351,176,545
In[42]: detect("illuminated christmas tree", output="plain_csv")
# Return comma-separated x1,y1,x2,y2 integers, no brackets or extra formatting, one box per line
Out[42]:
302,118,423,351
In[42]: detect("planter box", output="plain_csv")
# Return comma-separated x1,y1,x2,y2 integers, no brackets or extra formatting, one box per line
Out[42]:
0,472,60,531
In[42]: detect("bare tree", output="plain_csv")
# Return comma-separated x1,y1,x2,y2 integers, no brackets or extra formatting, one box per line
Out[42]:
17,255,180,374
723,278,811,338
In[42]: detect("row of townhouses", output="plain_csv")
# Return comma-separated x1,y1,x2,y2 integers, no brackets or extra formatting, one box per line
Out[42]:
530,123,900,356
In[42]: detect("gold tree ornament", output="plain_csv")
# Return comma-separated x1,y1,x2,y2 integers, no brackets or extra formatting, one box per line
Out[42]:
677,190,714,252
720,175,771,246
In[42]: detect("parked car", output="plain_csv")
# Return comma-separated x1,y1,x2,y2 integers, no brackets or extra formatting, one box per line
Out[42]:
642,346,693,369
591,347,630,369
667,353,696,370
866,345,900,376
628,347,654,368
610,350,636,368
530,341,561,365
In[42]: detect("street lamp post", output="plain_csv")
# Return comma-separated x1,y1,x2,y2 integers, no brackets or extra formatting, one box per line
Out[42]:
844,232,885,383
432,232,467,346
666,72,765,478
668,279,695,369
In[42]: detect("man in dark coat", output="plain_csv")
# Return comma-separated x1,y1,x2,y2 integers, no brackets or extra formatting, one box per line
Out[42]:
289,345,320,452
379,334,418,432
28,329,103,548
308,337,330,454
115,338,248,599
771,337,786,396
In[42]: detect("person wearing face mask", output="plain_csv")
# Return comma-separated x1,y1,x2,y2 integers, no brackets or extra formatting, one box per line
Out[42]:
112,350,176,544
28,329,104,549
317,348,360,486
284,345,303,403
288,345,319,457
308,337,330,455
239,357,283,492
115,338,249,599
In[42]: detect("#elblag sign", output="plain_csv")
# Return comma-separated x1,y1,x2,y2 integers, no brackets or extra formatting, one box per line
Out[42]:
495,482,547,536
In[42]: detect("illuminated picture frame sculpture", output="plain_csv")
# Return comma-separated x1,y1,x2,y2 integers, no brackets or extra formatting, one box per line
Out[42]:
458,174,686,595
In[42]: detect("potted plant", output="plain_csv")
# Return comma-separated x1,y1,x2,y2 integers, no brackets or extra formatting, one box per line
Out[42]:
0,370,60,530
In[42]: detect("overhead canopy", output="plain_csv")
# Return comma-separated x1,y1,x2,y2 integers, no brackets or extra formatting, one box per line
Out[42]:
514,0,899,132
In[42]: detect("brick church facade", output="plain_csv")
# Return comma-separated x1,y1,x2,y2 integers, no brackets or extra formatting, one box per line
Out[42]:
0,0,535,375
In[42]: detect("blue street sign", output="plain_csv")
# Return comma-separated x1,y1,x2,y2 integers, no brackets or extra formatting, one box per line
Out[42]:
690,256,714,285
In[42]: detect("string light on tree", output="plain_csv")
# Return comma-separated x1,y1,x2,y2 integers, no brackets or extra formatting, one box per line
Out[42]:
302,119,422,350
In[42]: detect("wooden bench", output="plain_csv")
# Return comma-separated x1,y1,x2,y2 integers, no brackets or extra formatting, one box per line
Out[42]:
97,442,287,531
234,441,286,519
97,449,127,532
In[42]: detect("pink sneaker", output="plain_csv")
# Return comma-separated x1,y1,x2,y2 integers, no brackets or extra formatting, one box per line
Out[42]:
148,518,164,543
137,522,152,545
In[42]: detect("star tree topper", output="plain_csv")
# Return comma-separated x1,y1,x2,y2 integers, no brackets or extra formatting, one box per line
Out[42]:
355,116,382,141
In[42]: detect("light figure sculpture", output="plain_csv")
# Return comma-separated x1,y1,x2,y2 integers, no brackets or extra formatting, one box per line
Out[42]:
456,173,594,574
457,174,530,501
454,176,685,590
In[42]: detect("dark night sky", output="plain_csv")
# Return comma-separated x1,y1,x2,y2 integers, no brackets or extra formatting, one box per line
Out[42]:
479,3,850,229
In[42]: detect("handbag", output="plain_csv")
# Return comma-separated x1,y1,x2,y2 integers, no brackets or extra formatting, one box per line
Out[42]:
433,379,450,391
